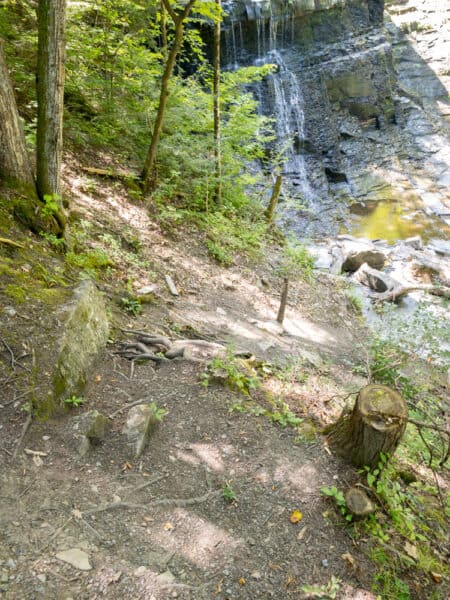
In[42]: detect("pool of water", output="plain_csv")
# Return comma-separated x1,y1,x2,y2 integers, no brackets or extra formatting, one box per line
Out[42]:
343,192,450,243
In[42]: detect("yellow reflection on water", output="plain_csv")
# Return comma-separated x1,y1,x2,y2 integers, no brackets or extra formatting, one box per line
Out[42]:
345,196,450,243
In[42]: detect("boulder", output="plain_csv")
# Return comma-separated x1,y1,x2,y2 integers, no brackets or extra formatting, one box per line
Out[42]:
353,263,397,293
338,238,387,272
54,280,109,402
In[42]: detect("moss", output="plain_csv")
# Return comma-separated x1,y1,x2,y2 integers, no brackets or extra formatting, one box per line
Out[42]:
4,284,27,303
31,287,70,305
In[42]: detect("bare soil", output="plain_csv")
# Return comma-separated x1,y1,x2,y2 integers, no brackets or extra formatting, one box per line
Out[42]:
0,168,422,600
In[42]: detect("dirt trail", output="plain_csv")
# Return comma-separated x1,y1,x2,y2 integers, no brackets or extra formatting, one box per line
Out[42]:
0,173,377,599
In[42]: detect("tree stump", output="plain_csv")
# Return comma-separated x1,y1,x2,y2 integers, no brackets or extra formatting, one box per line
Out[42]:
327,384,408,468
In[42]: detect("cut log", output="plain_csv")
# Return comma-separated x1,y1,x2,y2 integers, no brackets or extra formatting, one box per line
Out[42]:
327,384,408,468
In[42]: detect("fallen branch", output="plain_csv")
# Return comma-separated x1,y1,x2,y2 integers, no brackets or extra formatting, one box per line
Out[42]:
81,165,138,181
82,489,220,516
408,418,449,435
0,236,25,249
109,398,152,418
372,284,431,303
12,411,33,460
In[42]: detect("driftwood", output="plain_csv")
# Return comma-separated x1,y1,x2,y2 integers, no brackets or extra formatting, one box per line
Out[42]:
327,384,408,468
371,284,448,303
115,331,225,363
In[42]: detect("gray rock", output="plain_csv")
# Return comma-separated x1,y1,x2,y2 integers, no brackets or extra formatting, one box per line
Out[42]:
403,236,423,251
345,487,375,519
340,239,387,272
55,548,92,571
122,404,161,457
353,263,397,293
54,280,109,402
428,239,450,257
74,410,110,456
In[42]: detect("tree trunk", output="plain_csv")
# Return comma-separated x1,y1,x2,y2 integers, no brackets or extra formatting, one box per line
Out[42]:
327,384,408,468
276,277,289,324
141,0,196,194
266,174,282,224
0,41,36,194
213,0,222,205
36,0,66,201
160,0,167,61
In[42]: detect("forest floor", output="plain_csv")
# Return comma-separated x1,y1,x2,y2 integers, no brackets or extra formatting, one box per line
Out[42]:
0,163,447,599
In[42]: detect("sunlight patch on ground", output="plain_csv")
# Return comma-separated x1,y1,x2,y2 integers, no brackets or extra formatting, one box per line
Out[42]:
282,314,338,345
145,508,243,568
174,443,236,472
273,457,322,494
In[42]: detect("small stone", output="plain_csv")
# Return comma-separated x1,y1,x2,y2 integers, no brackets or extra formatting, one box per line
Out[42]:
156,570,175,584
403,236,423,250
216,307,227,316
55,548,92,571
4,306,16,317
345,487,375,519
221,278,236,291
122,404,161,457
251,571,262,580
6,559,15,569
42,435,50,441
1,574,8,583
134,566,147,577
36,574,47,583
322,559,329,568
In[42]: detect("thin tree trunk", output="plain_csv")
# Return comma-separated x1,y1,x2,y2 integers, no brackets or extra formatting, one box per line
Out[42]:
36,0,66,202
141,0,196,194
0,41,36,194
266,174,282,224
277,277,289,324
213,0,222,205
160,0,167,61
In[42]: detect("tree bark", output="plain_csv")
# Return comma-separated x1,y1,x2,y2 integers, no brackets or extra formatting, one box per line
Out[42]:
266,174,282,224
327,384,408,468
0,41,36,194
213,0,222,205
141,0,196,194
276,277,289,324
36,0,66,201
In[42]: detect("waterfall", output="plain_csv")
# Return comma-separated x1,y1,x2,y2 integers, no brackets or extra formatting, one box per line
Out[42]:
222,10,317,206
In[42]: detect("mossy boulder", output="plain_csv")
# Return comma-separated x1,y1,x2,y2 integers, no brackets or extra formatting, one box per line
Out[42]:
53,279,109,404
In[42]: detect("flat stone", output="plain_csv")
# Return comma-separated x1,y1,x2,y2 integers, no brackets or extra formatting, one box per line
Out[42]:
403,236,423,250
55,548,92,571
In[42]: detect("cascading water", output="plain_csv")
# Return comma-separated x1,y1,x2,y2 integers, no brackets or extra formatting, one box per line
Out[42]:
223,12,317,209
